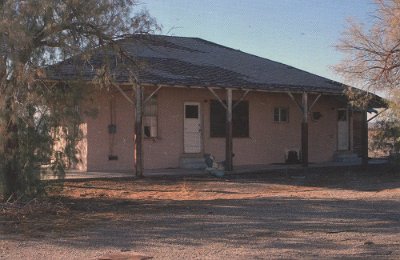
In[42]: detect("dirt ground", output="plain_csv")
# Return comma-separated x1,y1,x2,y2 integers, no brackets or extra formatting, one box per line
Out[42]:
1,166,400,259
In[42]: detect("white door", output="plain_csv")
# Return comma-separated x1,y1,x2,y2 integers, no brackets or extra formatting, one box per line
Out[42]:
184,102,202,153
337,109,349,150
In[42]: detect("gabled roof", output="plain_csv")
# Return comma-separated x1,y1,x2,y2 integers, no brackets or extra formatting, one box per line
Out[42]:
46,35,350,94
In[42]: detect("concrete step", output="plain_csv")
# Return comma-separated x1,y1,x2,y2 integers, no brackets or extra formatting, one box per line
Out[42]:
333,152,361,163
179,155,207,169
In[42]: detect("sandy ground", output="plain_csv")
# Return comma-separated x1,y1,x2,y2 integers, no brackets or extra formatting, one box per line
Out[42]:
1,166,400,259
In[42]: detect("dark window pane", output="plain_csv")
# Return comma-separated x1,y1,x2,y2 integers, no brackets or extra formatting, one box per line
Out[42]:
280,109,288,122
185,105,199,118
210,101,225,137
273,108,280,122
210,100,249,137
233,101,249,137
144,126,151,138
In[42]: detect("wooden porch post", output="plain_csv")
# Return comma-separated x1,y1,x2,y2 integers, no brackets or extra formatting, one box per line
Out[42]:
288,92,321,167
301,92,309,167
226,88,233,171
361,109,368,166
348,107,353,151
134,83,144,177
207,87,250,171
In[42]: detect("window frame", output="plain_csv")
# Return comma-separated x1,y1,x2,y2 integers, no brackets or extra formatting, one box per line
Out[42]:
210,100,250,138
143,95,158,139
273,107,289,123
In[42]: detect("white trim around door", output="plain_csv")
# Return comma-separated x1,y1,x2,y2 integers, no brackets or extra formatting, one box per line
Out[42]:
183,102,202,153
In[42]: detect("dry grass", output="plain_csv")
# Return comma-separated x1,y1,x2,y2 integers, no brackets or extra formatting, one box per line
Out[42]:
1,166,399,259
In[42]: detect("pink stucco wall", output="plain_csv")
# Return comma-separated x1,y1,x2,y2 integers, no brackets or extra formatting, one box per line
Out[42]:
81,86,345,172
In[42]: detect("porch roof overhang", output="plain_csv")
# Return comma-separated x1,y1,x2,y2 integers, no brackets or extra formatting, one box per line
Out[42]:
43,34,387,109
123,82,387,110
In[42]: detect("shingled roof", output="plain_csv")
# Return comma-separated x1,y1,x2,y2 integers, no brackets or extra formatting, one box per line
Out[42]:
46,34,350,94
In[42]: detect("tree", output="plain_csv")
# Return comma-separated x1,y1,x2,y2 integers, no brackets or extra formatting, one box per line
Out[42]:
370,112,400,156
0,0,158,199
335,0,400,108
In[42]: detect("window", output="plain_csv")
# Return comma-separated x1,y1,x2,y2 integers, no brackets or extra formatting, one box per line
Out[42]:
144,95,157,138
210,100,249,137
185,105,199,118
274,107,288,122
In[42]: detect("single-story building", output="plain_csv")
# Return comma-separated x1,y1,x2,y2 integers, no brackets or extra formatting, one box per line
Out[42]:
46,35,385,174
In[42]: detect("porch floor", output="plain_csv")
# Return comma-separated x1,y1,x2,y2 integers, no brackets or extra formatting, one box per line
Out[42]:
40,158,388,180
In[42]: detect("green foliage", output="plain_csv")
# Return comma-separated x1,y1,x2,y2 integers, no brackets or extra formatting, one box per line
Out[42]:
370,114,400,164
0,0,158,199
0,82,86,198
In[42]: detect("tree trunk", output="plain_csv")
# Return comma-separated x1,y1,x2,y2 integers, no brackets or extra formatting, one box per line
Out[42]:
2,98,20,199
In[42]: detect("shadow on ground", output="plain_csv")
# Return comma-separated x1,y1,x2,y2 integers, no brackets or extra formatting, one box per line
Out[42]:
2,165,399,258
50,163,400,192
2,196,399,256
225,164,400,192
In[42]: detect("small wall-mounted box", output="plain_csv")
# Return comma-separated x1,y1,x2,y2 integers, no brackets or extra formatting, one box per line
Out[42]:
108,155,118,161
108,124,117,134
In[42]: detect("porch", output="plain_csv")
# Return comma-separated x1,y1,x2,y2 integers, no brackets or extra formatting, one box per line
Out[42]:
40,158,388,180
